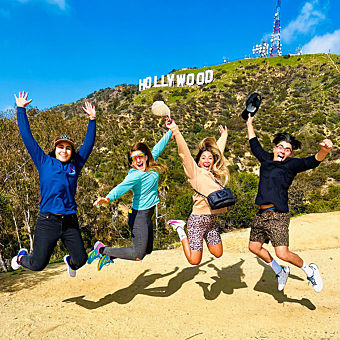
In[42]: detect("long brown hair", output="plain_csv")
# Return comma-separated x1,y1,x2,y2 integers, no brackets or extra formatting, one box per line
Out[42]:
127,142,168,175
195,137,229,185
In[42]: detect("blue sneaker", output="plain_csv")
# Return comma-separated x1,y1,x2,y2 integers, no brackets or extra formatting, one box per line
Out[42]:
64,255,76,278
87,241,105,264
98,255,114,271
11,248,28,270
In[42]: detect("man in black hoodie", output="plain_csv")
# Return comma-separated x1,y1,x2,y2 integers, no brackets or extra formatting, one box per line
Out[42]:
246,114,333,293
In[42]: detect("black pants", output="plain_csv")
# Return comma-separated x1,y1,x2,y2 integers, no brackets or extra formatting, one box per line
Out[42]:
102,207,155,261
20,212,88,271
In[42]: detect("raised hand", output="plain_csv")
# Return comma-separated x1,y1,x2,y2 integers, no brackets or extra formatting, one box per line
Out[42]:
93,197,110,207
246,113,255,127
14,91,32,108
218,125,228,137
82,101,96,120
319,139,333,153
165,116,177,130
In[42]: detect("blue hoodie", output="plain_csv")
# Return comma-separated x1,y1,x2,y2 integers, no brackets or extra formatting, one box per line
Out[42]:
17,107,96,214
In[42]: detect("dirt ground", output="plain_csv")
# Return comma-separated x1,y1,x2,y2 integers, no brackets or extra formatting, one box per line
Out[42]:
1,211,339,339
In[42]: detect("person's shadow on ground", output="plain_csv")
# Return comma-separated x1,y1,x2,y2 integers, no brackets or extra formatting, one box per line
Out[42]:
63,266,179,309
194,259,248,300
140,258,214,297
253,258,316,310
62,259,213,309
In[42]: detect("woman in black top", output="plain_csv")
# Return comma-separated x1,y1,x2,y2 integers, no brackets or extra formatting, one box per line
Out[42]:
246,114,333,293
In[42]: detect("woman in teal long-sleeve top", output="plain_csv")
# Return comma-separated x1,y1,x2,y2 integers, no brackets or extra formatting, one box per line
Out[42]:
88,129,172,270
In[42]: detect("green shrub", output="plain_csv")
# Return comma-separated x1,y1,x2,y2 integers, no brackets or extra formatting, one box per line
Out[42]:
225,172,259,229
311,112,326,125
172,193,194,220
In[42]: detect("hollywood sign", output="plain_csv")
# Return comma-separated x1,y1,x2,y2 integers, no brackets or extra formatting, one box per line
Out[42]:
139,70,214,91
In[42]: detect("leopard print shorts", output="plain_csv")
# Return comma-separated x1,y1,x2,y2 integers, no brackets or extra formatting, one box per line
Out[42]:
249,210,290,247
187,214,221,252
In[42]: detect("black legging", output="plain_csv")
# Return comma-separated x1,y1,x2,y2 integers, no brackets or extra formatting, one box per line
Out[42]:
101,207,155,261
20,213,88,271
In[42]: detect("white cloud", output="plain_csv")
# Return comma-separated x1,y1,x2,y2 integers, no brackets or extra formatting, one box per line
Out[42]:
17,0,66,11
46,0,66,10
302,29,340,54
282,0,326,43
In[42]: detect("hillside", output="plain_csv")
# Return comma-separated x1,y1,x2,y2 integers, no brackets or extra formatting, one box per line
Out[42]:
51,53,340,179
0,53,339,270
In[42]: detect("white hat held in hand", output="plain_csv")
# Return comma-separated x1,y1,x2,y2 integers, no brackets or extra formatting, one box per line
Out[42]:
151,101,171,117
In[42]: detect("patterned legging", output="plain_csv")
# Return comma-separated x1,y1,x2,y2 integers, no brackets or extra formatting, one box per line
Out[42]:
187,214,221,251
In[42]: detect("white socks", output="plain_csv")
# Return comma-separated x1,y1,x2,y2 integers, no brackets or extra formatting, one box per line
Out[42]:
168,220,187,241
176,227,187,241
269,260,314,277
301,262,313,277
269,259,283,275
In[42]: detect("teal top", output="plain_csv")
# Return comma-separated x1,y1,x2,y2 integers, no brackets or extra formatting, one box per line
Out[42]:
106,130,172,210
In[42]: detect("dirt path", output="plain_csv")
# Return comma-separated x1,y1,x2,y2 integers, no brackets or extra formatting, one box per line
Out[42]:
1,212,339,339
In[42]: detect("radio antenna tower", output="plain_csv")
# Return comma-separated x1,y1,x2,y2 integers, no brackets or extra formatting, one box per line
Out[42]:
270,0,282,57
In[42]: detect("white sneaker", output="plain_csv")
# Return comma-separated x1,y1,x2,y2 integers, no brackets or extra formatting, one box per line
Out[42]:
276,266,290,291
168,220,186,231
11,248,28,270
307,263,323,293
64,255,76,278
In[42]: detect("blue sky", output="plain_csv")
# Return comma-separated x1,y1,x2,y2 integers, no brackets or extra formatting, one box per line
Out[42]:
1,0,339,111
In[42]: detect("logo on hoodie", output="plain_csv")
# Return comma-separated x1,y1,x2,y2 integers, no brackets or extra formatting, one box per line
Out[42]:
68,165,76,176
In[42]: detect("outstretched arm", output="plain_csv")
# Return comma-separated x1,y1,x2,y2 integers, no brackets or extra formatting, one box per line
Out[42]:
246,114,256,140
76,101,96,169
290,139,333,173
151,129,173,161
246,114,271,162
166,117,198,180
216,125,228,154
93,171,139,206
14,91,46,168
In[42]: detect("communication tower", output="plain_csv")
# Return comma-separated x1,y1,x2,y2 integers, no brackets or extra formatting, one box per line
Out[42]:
270,0,282,57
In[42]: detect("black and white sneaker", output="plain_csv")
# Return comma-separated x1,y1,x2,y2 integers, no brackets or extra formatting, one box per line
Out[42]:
307,263,323,293
64,255,76,278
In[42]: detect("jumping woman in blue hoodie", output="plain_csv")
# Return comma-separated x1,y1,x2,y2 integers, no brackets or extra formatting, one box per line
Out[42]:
11,91,96,277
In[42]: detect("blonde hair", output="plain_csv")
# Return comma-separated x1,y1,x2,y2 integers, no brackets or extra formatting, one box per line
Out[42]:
195,137,229,185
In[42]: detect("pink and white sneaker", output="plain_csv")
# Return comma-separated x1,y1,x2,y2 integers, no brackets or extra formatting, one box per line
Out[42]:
168,220,186,231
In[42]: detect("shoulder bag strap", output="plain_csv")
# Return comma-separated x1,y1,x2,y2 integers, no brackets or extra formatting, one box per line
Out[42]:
193,177,225,198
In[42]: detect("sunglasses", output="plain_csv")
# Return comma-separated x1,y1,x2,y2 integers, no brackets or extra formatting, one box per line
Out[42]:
129,152,145,162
